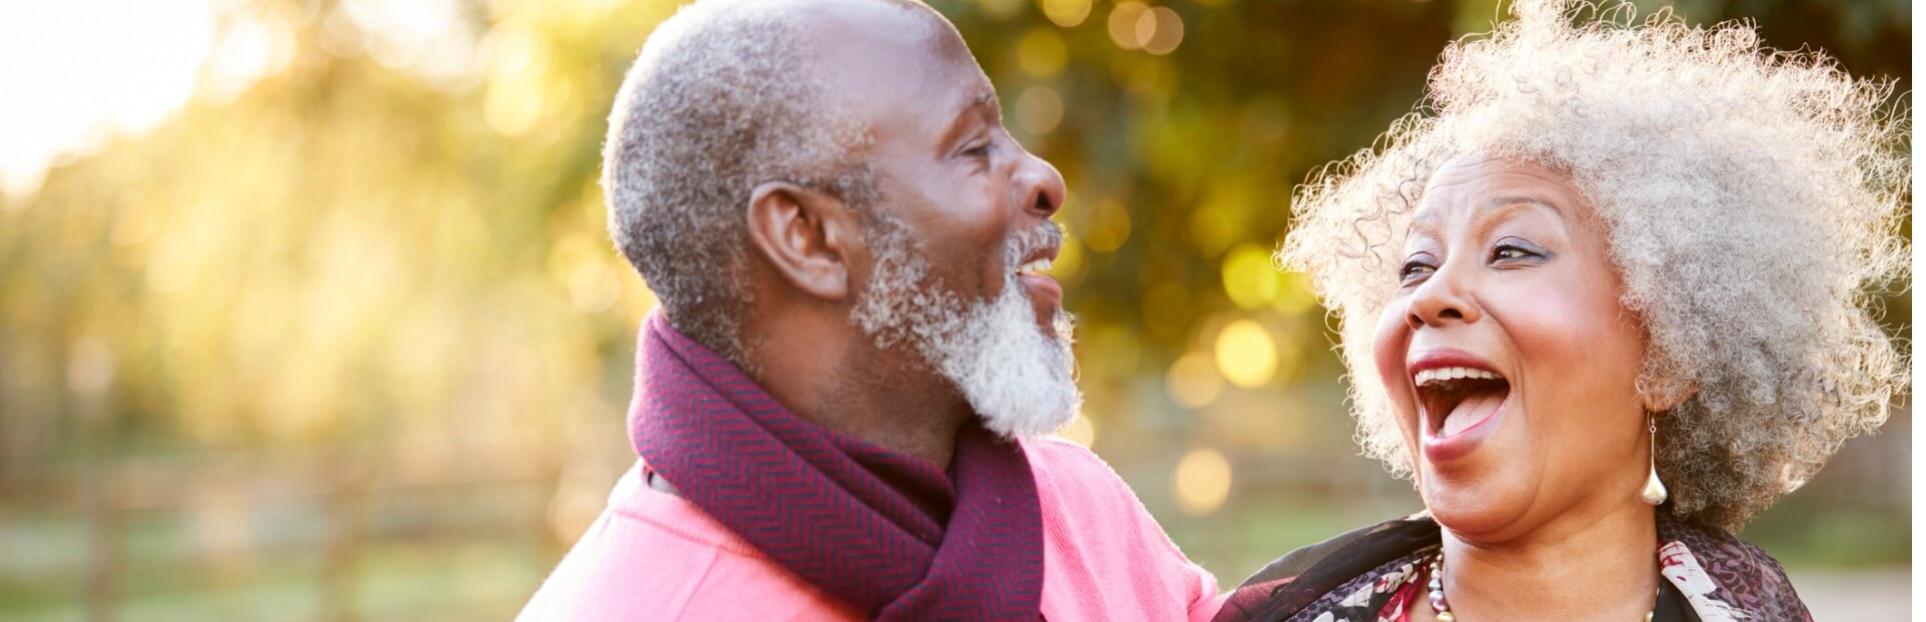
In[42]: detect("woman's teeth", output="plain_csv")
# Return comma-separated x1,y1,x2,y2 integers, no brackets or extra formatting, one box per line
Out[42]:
1414,366,1502,386
1017,258,1053,275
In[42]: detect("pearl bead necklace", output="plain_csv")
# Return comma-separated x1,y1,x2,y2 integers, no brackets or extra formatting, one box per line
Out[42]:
1425,552,1656,622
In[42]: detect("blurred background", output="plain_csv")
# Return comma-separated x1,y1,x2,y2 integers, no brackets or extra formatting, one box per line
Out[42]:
0,0,1909,619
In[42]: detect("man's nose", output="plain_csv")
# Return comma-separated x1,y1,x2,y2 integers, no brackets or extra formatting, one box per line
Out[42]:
1014,152,1066,220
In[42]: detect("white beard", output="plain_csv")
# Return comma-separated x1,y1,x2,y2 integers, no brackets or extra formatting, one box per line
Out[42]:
850,218,1081,439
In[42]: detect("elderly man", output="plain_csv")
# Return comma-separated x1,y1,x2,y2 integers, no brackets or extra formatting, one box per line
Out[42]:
517,0,1221,620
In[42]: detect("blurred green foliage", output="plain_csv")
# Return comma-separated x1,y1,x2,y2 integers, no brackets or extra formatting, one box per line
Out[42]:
0,0,1908,619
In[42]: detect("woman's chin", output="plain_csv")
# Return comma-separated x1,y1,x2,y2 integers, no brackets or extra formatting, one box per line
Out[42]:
1421,476,1534,540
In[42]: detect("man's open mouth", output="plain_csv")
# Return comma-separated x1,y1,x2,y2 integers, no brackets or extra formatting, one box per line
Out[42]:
1008,224,1063,278
1414,366,1511,438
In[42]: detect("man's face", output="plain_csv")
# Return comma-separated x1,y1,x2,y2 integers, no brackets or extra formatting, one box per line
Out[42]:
821,4,1069,331
814,2,1078,438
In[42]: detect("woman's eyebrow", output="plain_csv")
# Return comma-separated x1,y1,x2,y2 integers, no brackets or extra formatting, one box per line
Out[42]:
1481,195,1561,217
1408,205,1443,229
1476,196,1570,234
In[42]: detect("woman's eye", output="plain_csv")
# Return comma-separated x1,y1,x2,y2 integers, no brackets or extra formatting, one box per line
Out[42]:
1490,243,1540,262
1399,260,1435,283
962,142,993,158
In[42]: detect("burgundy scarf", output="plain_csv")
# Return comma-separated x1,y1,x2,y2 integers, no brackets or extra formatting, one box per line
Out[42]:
628,313,1045,620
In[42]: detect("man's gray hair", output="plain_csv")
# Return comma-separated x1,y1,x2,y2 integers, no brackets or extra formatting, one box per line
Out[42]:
604,0,877,362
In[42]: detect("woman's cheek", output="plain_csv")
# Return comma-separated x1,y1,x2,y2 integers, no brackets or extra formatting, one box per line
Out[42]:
1372,302,1419,438
1488,281,1600,368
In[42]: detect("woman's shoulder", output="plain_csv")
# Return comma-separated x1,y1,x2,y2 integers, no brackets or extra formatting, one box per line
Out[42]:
1657,516,1813,622
1658,517,1786,569
1212,513,1440,622
1245,512,1438,584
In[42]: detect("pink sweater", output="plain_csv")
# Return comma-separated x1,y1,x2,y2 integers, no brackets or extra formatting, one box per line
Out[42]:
519,437,1225,621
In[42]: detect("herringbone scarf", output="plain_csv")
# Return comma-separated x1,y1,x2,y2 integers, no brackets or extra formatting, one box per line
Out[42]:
628,313,1046,620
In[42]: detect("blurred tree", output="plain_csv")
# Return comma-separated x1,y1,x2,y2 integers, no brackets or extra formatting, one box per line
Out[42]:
0,0,1907,618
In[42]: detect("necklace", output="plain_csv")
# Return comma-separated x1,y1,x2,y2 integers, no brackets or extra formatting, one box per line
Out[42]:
1425,552,1657,622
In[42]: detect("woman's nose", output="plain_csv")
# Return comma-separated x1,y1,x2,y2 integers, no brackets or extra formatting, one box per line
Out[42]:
1406,264,1481,330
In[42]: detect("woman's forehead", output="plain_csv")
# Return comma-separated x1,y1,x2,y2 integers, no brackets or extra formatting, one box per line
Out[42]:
1425,156,1572,197
1412,157,1584,223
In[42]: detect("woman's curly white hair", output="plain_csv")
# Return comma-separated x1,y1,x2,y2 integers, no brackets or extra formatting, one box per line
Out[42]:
1279,0,1909,529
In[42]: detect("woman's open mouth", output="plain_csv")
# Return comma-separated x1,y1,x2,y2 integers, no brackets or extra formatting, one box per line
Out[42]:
1411,358,1511,462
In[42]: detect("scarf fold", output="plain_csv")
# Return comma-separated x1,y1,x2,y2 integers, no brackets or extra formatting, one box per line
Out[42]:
628,312,1045,620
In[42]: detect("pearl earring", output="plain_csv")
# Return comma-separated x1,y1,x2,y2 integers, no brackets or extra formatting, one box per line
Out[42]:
1641,412,1668,506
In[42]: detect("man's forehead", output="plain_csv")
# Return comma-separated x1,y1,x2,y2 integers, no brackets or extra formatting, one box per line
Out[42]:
797,0,956,58
813,9,972,76
802,2,991,143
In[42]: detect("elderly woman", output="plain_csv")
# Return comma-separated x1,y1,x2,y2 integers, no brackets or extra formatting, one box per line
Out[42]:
1215,2,1908,621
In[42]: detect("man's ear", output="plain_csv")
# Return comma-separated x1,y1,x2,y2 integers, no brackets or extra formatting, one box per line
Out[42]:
745,181,861,301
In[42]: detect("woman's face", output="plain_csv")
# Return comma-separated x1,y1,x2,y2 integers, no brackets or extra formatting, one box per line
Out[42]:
1372,155,1651,542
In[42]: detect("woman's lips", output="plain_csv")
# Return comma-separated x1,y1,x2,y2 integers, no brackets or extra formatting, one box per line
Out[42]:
1407,350,1511,465
1421,389,1507,464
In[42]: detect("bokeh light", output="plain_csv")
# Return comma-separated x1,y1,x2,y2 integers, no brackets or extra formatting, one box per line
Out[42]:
1049,231,1085,281
1015,85,1065,134
1015,27,1068,78
1057,412,1097,447
1140,7,1184,56
1214,319,1278,388
1038,0,1092,28
1079,198,1132,253
1164,352,1223,409
1107,2,1148,50
0,0,1907,618
1173,447,1232,516
977,0,1024,19
1221,244,1281,310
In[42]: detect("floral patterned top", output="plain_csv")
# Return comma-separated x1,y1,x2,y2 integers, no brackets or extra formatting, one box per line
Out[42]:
1213,513,1811,622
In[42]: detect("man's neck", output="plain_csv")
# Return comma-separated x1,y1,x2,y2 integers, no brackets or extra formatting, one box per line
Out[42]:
812,361,972,468
1435,501,1660,621
740,308,973,470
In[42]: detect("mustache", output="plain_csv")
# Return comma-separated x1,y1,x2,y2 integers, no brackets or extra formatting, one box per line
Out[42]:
1005,222,1063,267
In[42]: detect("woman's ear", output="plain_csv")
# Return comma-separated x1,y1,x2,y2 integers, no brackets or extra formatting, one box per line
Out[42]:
1638,373,1699,414
744,181,862,301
